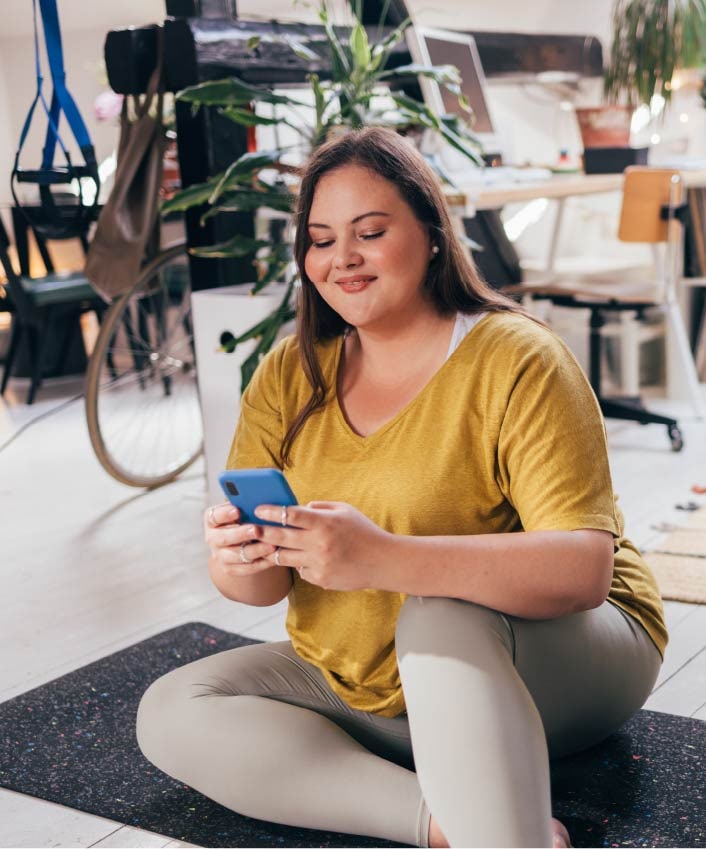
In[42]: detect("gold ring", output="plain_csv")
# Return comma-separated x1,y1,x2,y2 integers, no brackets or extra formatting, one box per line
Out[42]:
281,505,288,527
274,546,281,566
239,542,253,564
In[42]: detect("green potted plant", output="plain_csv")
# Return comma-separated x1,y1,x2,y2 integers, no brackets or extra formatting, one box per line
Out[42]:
603,0,706,108
577,0,706,166
163,1,483,389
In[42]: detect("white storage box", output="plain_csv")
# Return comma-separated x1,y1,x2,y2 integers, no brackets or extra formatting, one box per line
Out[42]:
192,284,290,504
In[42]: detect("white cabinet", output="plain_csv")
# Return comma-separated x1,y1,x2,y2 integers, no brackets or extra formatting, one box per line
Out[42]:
192,284,289,504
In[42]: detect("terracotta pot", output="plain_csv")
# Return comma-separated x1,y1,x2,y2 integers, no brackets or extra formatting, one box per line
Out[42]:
575,106,633,148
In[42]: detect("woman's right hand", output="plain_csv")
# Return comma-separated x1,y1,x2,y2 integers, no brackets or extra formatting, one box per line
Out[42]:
204,503,278,578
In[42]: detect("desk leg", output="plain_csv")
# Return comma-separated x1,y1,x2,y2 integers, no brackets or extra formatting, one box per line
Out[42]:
665,298,706,418
546,198,566,275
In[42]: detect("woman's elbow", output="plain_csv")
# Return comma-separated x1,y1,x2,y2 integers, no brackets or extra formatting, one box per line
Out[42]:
561,531,614,614
578,545,614,611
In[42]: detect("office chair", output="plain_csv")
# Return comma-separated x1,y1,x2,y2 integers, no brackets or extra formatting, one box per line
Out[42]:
504,167,706,451
0,216,105,404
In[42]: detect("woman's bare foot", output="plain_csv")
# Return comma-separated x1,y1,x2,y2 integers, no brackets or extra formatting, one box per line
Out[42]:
552,817,571,848
427,814,571,848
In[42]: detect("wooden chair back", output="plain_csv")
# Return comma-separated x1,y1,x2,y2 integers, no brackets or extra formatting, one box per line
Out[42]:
618,167,682,243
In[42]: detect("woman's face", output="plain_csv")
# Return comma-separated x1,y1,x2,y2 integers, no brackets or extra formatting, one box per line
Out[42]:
303,164,437,333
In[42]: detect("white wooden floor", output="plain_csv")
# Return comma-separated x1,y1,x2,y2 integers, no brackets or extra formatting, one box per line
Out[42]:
1,373,705,847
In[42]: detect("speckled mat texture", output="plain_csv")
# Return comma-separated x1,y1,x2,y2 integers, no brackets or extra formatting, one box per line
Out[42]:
0,622,703,848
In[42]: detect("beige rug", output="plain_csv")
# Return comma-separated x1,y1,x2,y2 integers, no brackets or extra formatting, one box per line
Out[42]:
644,510,706,603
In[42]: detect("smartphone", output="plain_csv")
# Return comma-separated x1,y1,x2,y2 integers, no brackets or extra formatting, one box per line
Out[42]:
218,468,298,525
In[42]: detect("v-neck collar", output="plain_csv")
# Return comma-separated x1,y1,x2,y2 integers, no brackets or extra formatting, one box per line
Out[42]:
329,312,490,445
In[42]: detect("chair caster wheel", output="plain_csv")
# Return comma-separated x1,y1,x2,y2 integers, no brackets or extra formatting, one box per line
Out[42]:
668,425,684,452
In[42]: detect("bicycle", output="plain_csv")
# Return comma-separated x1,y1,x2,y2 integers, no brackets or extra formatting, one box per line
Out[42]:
84,241,203,488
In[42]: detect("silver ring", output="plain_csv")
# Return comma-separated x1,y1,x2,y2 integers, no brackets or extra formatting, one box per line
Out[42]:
281,505,288,527
208,505,217,527
274,546,281,566
239,542,253,564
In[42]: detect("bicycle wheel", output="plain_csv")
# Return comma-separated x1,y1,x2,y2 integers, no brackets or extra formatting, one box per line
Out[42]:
85,243,203,487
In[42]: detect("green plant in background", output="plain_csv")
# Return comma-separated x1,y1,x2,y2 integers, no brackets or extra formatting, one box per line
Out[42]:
163,1,484,389
604,0,706,108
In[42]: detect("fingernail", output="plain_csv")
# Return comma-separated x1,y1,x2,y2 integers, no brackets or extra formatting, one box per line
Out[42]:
228,507,239,518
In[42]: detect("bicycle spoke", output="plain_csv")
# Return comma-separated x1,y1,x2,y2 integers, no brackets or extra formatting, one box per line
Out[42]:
86,243,203,487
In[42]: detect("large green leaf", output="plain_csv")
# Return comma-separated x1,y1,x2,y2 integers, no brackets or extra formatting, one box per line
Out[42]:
251,243,293,292
379,63,462,87
236,281,297,390
177,77,306,108
189,234,270,258
437,117,484,164
390,92,441,129
200,188,295,222
319,6,351,79
219,107,285,127
369,19,411,72
161,177,220,215
350,23,371,70
208,149,288,204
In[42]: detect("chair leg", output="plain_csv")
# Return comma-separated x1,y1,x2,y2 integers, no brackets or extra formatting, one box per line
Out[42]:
664,300,706,419
599,396,677,429
55,311,81,376
588,306,681,447
26,321,48,405
618,311,641,398
588,308,605,397
1,318,22,396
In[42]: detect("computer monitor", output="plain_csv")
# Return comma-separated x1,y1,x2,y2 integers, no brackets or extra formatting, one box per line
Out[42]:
405,26,502,160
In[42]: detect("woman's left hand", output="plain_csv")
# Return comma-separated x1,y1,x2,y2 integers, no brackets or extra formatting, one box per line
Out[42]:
241,502,394,591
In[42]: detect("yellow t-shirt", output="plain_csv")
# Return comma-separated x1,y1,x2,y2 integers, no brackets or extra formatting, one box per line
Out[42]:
227,311,667,717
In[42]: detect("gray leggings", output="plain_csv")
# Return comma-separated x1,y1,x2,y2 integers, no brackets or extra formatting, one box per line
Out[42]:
136,598,661,848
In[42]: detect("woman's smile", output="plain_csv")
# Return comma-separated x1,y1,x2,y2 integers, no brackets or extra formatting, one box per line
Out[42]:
335,274,377,293
304,164,436,331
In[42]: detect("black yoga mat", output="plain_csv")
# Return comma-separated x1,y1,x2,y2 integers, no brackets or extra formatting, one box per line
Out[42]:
0,622,703,848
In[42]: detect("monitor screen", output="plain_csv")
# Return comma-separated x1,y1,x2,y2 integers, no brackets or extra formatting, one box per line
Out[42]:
421,33,495,134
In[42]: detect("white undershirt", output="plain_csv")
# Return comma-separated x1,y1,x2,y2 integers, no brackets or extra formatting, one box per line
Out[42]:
446,311,487,360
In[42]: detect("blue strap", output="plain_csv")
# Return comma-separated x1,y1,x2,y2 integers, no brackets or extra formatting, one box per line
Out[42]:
38,0,94,167
14,0,70,172
14,0,96,174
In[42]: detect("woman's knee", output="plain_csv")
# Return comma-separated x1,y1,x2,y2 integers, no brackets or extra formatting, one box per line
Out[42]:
396,596,513,662
136,644,293,774
136,666,191,770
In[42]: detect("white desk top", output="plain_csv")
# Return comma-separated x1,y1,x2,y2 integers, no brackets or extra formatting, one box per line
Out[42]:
445,170,706,212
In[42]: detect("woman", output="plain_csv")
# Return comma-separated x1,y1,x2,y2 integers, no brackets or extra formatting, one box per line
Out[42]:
137,128,666,848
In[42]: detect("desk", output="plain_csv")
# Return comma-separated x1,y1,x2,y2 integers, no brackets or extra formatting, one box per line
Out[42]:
472,172,624,210
447,170,706,413
450,170,706,274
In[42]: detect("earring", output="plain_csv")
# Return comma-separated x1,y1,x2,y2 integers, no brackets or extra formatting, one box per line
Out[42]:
431,245,440,255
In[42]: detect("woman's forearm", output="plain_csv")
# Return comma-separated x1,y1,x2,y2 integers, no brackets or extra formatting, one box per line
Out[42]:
209,555,293,607
375,529,614,619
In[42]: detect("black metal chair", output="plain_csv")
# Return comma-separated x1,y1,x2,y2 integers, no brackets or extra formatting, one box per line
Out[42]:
504,167,705,451
0,216,106,404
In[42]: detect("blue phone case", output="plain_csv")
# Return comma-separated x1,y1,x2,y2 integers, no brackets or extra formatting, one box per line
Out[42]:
218,468,298,525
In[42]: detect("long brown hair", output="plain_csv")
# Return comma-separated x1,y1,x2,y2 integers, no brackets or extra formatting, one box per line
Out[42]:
281,126,529,465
